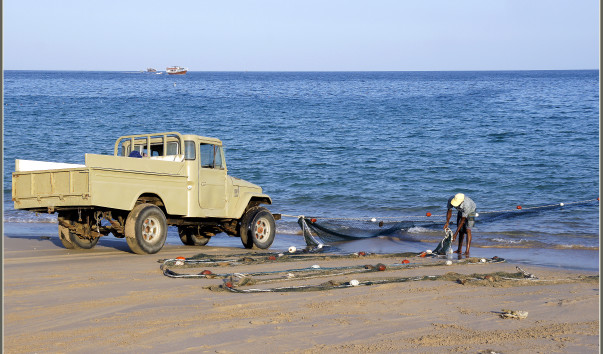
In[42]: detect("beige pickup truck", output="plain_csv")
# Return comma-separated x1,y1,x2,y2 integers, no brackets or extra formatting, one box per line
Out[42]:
12,132,278,254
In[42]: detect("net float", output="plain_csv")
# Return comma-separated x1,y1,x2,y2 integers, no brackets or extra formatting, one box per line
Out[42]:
288,246,297,253
311,264,321,269
445,260,453,266
480,258,486,263
426,212,432,217
377,263,386,271
175,256,186,260
517,205,522,210
268,255,276,260
175,260,184,266
349,279,360,286
201,270,212,275
224,281,233,288
402,259,410,264
358,251,366,256
310,218,317,223
426,249,432,254
419,252,426,258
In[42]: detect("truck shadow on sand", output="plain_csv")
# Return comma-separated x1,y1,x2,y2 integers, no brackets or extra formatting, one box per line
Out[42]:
6,235,133,253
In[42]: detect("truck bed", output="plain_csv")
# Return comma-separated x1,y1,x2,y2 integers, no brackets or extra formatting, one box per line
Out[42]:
13,154,189,215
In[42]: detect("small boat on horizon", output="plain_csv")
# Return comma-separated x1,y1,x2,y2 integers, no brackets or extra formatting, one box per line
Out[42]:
166,66,188,75
147,68,157,72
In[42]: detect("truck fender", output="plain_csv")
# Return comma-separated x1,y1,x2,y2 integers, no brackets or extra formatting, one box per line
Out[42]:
234,193,272,219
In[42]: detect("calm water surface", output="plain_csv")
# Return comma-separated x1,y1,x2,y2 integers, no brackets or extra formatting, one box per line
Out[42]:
3,70,599,257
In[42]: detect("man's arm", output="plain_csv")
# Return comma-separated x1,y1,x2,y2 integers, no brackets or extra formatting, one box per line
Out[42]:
444,209,452,229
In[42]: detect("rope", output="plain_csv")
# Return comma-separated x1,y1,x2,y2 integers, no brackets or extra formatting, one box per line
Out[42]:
279,198,598,222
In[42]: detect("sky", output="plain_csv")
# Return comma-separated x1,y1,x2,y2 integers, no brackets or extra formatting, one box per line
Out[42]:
3,0,600,71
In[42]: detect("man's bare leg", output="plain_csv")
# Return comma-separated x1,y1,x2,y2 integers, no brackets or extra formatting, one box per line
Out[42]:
455,231,465,253
465,229,472,255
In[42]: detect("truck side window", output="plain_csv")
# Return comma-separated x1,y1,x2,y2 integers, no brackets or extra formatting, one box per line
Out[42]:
184,141,195,160
200,144,223,169
166,142,179,155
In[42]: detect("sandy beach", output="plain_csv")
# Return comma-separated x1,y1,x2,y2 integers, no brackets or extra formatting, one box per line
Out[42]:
3,234,599,353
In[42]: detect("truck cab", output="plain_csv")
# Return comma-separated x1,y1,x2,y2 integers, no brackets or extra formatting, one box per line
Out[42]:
13,132,277,254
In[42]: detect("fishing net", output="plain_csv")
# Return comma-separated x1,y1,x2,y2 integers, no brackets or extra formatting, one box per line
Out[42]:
296,198,598,247
432,227,454,255
298,216,438,247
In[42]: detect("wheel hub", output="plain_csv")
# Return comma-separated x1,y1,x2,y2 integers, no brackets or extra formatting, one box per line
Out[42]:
254,219,270,241
142,217,161,243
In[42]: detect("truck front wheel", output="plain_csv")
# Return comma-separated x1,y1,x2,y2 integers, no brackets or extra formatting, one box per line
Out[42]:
125,203,168,254
239,206,275,249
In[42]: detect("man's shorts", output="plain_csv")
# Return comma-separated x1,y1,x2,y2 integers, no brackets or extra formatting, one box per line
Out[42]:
456,212,476,231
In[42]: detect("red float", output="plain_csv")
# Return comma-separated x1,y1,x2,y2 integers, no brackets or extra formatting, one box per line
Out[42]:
176,256,186,260
201,270,212,275
268,255,276,260
358,251,366,256
402,259,410,264
377,263,386,271
311,218,317,223
426,212,432,217
517,205,522,210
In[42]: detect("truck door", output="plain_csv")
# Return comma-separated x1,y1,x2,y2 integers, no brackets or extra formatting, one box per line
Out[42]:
198,144,227,212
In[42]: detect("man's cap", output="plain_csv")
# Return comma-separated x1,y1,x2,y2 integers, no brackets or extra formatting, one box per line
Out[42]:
451,193,465,207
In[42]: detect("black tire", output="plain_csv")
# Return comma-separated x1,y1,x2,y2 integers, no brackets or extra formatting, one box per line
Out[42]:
239,206,264,249
178,226,211,246
125,204,168,255
58,223,76,249
58,219,99,250
249,208,276,249
240,206,276,249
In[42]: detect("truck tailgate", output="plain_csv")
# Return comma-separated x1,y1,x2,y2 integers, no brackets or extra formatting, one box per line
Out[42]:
12,168,92,210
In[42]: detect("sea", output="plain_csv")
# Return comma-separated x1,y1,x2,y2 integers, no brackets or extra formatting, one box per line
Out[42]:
3,70,599,271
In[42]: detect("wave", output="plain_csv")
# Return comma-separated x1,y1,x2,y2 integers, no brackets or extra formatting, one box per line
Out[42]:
407,226,435,234
4,215,57,223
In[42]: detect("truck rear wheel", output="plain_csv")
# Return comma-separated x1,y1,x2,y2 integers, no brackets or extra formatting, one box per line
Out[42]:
239,206,275,249
58,218,99,250
58,224,76,249
125,203,168,254
178,226,211,246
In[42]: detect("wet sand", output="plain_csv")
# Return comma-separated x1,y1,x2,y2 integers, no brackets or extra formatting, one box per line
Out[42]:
3,234,600,353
